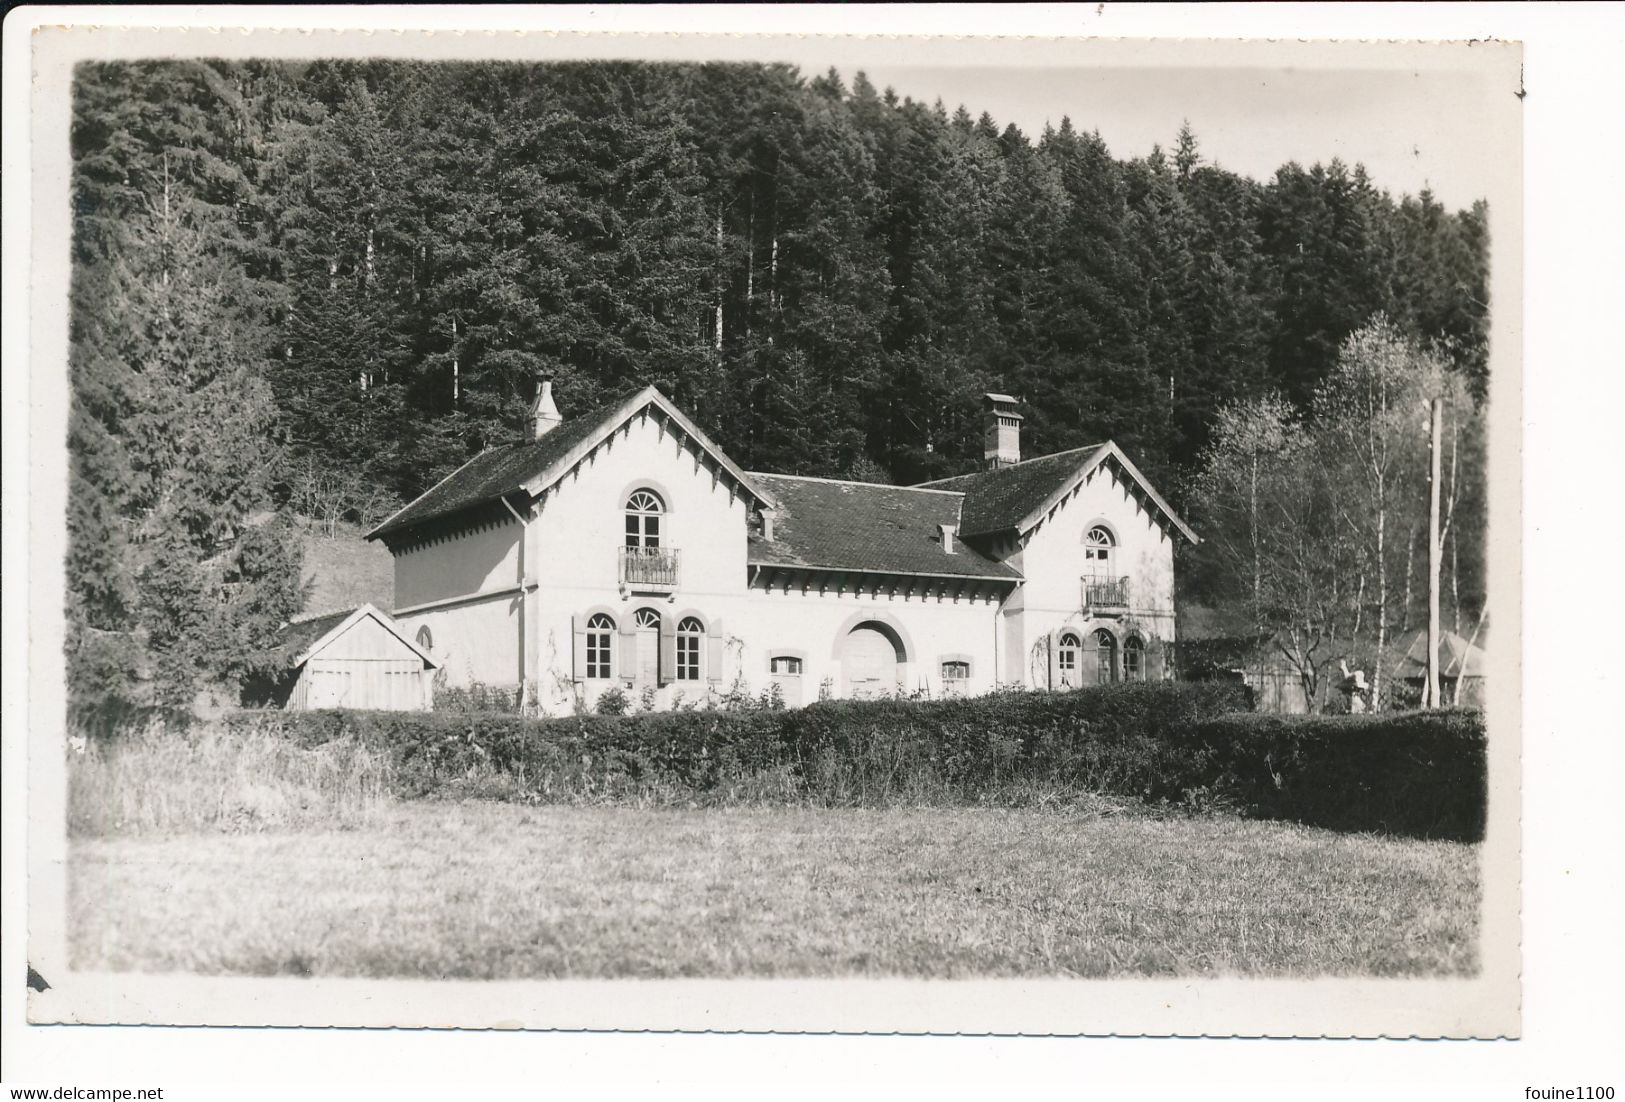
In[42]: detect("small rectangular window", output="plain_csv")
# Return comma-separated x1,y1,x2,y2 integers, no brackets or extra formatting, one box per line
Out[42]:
941,660,970,696
770,655,803,675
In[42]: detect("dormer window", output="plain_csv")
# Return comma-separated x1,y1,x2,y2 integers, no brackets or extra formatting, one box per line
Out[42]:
1084,525,1115,576
625,489,664,549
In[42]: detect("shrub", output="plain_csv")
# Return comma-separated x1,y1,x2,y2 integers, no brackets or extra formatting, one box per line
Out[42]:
595,687,631,716
82,684,1486,839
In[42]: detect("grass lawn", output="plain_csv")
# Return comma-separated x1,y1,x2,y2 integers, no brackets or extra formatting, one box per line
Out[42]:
70,802,1479,979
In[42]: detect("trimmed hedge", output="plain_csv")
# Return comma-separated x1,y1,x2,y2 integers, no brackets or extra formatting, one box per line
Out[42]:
215,684,1485,840
1176,709,1486,842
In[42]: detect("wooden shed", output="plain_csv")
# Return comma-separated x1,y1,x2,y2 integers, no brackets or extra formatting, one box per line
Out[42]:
1397,629,1487,708
273,604,440,712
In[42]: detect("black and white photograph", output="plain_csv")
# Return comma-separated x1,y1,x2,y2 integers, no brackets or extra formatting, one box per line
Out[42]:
11,10,1541,1054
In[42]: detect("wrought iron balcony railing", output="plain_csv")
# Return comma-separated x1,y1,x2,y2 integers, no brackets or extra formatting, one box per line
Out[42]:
620,545,680,589
1082,574,1130,611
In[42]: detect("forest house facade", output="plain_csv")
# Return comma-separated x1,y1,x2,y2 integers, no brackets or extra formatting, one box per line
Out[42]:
366,383,1198,712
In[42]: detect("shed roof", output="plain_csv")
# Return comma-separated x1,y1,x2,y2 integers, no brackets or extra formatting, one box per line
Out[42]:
918,442,1198,543
746,474,1021,582
274,603,440,669
367,387,773,543
1400,630,1486,679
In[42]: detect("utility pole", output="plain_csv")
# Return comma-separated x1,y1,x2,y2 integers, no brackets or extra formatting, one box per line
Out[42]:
1426,397,1443,708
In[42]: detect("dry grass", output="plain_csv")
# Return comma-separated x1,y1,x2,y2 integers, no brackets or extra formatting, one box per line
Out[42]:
70,802,1479,979
69,722,393,836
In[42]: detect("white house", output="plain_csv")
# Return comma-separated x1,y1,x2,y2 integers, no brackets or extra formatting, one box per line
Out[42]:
365,382,1198,713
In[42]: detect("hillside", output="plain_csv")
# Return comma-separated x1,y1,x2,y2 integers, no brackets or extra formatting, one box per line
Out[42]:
297,521,394,618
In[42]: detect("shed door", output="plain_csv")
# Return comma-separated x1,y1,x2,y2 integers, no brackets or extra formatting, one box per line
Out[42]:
305,659,425,711
843,625,900,699
305,662,353,709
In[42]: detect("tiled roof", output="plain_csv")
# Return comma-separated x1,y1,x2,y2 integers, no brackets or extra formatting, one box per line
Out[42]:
919,442,1198,543
919,445,1108,537
1401,630,1486,679
367,387,772,543
367,407,610,540
746,474,1021,581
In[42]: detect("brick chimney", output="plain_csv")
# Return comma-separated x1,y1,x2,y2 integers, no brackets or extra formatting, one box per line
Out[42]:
983,393,1023,469
530,374,562,440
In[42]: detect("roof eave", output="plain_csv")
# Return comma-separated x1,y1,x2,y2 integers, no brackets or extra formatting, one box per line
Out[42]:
1010,442,1200,545
747,559,1022,584
519,386,777,510
290,603,442,669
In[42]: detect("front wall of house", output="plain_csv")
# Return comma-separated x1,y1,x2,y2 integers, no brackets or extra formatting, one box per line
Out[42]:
529,413,757,713
736,586,1004,705
1005,462,1178,687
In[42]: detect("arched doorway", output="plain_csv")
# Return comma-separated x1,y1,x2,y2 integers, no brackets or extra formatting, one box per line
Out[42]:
842,621,905,699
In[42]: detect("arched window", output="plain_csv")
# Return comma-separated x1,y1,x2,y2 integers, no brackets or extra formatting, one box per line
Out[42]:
1095,629,1118,684
676,616,705,681
586,613,616,679
415,625,433,652
1124,636,1145,682
634,607,662,630
1084,524,1115,576
1057,632,1082,687
625,489,664,549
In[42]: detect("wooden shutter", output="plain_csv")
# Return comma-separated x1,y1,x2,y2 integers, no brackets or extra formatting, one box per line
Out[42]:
1147,637,1167,681
706,619,725,687
659,615,677,683
618,620,638,685
1080,636,1100,685
1046,631,1060,690
571,615,587,684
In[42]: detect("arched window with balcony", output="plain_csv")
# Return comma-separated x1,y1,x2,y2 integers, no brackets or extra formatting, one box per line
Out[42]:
625,489,664,549
1084,524,1115,575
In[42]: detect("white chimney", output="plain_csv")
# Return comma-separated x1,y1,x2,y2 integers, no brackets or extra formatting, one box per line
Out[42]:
938,523,957,554
983,393,1022,469
530,375,562,440
761,507,777,542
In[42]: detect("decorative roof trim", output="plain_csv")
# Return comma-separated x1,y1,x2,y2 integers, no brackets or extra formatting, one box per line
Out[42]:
926,442,1200,544
290,603,441,669
746,560,1023,585
518,386,775,509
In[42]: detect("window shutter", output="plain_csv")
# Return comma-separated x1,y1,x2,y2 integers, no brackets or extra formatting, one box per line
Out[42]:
706,619,725,687
571,615,587,684
1080,637,1100,685
1046,631,1060,690
1147,637,1167,681
618,621,638,685
659,615,677,683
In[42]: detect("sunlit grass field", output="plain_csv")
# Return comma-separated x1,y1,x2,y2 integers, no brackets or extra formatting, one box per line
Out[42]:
70,801,1479,979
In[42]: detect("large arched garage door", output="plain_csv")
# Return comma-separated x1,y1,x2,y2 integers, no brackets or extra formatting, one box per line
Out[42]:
842,621,905,699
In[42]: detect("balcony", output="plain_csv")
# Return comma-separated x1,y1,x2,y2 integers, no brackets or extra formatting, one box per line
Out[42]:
619,545,680,593
1082,575,1130,614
